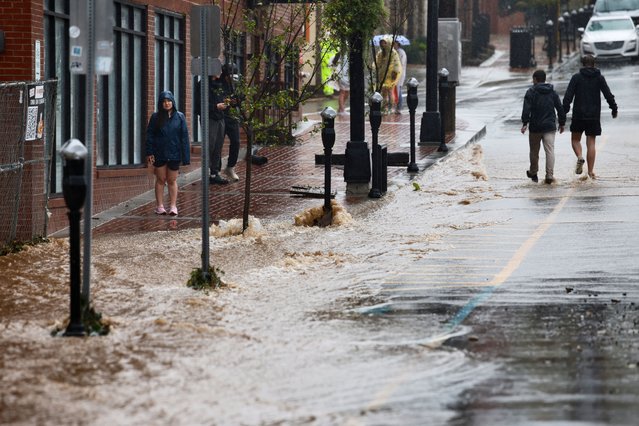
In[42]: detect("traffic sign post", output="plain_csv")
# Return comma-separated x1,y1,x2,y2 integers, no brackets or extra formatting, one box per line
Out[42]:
68,0,114,302
190,5,221,282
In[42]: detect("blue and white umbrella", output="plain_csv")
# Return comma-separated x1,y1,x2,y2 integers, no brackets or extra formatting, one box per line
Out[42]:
372,34,410,46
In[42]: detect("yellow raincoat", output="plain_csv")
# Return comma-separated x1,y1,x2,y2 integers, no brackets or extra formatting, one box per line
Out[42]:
375,43,402,89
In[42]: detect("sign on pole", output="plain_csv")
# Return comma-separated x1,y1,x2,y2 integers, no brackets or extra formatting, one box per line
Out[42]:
190,5,221,58
190,4,221,281
69,0,114,75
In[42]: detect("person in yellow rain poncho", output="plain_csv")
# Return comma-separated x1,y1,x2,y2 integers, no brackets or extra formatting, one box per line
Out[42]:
321,40,338,96
375,38,403,114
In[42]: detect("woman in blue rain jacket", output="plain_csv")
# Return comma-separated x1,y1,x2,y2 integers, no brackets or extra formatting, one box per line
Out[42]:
146,90,190,217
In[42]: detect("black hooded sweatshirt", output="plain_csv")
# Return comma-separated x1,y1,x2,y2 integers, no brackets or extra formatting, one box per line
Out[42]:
521,82,566,133
562,67,617,121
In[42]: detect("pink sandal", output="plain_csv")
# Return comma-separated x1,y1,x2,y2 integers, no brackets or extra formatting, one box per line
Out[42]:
155,206,166,215
168,206,178,216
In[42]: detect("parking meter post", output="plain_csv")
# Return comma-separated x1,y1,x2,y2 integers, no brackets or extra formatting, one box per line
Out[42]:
563,12,571,55
437,69,450,153
60,139,88,337
557,17,564,63
368,92,383,199
571,10,578,51
546,20,554,70
406,78,419,173
320,107,337,212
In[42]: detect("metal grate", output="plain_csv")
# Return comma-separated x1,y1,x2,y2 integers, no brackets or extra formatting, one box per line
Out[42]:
594,41,624,50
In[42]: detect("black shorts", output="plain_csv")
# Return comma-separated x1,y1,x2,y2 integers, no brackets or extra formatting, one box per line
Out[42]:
570,118,601,136
154,159,181,170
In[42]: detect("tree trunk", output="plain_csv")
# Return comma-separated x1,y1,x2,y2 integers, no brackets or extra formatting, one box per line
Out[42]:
242,126,254,231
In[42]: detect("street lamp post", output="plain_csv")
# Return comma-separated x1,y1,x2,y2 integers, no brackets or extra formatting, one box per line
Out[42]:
419,0,441,144
406,78,419,173
60,139,88,338
369,92,383,198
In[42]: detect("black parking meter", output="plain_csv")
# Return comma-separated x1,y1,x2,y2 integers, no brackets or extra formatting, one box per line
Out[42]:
368,92,383,198
571,10,578,51
546,19,555,70
320,107,337,218
437,69,450,153
406,78,419,173
563,12,571,55
60,138,87,337
557,17,565,63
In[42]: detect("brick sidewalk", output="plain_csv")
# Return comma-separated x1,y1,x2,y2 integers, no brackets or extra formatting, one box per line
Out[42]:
91,32,569,236
91,109,466,235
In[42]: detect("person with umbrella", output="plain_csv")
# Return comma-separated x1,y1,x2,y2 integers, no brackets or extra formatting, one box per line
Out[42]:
394,40,408,114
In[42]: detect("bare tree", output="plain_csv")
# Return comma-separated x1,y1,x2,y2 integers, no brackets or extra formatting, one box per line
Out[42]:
218,1,338,230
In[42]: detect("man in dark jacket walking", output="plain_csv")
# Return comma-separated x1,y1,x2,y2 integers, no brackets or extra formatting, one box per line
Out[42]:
562,54,617,179
521,69,566,184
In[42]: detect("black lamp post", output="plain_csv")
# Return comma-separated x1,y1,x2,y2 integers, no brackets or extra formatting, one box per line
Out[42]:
320,106,337,214
546,19,554,70
406,77,419,173
419,0,441,144
369,92,383,199
438,68,450,153
60,139,88,337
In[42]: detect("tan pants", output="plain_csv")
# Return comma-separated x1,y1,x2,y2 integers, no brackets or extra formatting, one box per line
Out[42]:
529,131,555,179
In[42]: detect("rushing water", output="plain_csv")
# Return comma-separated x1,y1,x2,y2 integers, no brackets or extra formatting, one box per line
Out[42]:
0,144,507,425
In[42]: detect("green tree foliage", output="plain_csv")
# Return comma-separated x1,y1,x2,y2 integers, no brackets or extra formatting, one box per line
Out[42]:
323,0,386,42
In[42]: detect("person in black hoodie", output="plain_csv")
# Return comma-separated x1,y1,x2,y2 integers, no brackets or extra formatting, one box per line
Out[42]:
562,54,617,179
521,69,566,184
220,64,241,182
209,72,230,184
146,90,190,216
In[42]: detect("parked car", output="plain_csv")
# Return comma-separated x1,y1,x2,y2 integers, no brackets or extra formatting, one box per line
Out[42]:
580,15,639,59
594,0,639,26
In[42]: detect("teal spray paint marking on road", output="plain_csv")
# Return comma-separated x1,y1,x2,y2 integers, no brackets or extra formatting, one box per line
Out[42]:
446,286,497,330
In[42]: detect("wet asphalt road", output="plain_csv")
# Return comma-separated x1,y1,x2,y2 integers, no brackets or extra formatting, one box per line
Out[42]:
367,60,639,424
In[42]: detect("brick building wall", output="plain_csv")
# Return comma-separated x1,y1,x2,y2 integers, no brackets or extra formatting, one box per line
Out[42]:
0,0,39,82
1,0,302,238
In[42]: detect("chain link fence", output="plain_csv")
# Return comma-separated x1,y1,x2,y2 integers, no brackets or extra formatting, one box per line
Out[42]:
0,80,57,248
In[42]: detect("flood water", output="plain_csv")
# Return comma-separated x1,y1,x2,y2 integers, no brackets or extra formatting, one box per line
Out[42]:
1,145,508,425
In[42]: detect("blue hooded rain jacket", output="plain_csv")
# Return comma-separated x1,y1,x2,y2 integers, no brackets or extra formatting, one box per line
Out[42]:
145,91,190,165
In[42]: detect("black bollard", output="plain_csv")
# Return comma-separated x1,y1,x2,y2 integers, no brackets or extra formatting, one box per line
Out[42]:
319,107,337,227
406,78,419,173
59,139,88,337
368,92,383,198
437,69,450,153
